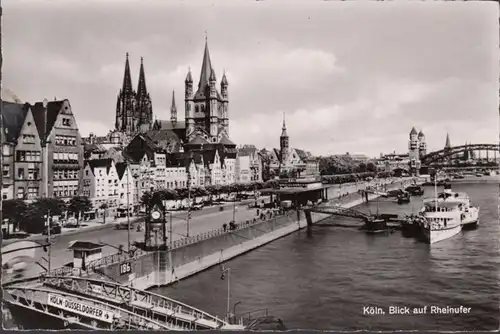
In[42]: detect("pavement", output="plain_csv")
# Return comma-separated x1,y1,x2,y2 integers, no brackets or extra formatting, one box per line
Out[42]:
8,177,416,278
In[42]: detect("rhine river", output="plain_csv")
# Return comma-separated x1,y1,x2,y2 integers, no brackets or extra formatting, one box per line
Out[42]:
155,183,499,331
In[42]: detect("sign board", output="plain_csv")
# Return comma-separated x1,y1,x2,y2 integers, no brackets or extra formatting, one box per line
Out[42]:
47,293,114,323
119,262,132,275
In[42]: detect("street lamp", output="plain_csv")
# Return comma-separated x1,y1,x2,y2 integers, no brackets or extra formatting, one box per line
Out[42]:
220,266,231,322
42,98,49,197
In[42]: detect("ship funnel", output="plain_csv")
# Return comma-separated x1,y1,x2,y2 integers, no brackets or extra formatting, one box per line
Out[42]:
444,183,452,194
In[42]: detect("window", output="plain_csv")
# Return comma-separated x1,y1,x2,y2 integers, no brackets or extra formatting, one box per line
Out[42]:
16,151,26,162
17,187,25,199
3,165,9,177
17,168,24,179
28,168,39,180
22,135,36,144
28,187,39,199
3,144,11,156
62,118,71,126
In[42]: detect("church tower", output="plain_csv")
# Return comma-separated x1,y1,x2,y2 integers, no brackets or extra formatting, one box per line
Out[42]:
280,113,290,164
184,38,228,143
136,57,153,133
115,53,138,133
221,71,229,135
184,68,195,137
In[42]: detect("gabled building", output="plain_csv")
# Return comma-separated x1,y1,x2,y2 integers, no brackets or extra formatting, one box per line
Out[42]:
31,99,84,200
186,147,236,187
261,115,319,180
236,145,263,183
115,162,136,214
1,101,38,200
81,158,119,219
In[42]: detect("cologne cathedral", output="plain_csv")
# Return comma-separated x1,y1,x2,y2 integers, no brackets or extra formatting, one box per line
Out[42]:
115,53,153,134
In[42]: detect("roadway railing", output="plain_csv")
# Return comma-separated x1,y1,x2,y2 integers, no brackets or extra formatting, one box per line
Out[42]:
86,209,293,272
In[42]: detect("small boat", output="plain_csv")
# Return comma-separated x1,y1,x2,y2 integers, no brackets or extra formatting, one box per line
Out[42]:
405,185,424,196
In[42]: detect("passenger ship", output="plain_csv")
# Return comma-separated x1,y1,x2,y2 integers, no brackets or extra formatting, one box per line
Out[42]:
419,183,480,244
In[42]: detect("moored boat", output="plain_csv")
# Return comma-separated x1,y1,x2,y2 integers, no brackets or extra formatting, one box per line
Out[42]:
420,201,462,244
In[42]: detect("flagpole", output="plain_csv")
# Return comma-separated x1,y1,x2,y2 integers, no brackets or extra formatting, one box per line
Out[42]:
227,267,231,322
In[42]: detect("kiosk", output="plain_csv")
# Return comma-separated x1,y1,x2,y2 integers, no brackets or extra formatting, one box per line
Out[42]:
67,241,104,270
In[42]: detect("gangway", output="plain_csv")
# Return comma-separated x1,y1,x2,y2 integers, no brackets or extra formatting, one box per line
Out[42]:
40,275,230,330
3,284,188,330
306,205,371,221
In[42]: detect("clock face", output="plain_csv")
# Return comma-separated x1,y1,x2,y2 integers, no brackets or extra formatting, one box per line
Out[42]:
151,211,161,220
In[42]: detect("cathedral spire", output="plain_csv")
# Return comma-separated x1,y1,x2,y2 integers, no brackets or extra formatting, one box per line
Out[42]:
137,56,148,96
122,52,133,93
198,38,213,89
170,90,177,123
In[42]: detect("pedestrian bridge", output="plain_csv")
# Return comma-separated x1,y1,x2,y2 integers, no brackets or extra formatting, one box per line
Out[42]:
3,274,238,330
304,205,371,222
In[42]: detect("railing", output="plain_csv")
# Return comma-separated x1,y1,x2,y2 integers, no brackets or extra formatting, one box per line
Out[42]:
40,275,228,329
4,286,187,330
84,210,292,272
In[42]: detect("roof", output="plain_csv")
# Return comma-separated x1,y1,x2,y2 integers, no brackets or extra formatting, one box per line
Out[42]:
68,240,104,251
445,133,451,148
190,135,210,145
1,101,30,143
410,127,418,136
86,158,114,174
31,100,65,139
153,119,186,131
115,162,127,179
219,135,235,146
238,145,258,157
295,149,309,161
418,130,425,137
193,40,223,100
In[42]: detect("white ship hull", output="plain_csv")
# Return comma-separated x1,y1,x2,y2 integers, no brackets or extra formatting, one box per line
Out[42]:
422,224,462,244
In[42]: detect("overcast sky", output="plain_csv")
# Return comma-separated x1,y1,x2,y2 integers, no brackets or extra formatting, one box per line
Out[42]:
2,0,498,157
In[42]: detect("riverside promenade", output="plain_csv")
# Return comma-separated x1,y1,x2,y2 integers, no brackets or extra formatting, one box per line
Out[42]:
125,177,416,290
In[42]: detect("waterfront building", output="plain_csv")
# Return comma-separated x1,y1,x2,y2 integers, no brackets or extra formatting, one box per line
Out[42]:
236,145,263,183
261,115,319,180
30,99,85,200
186,148,236,187
115,162,136,215
1,101,42,201
81,158,119,219
2,99,84,201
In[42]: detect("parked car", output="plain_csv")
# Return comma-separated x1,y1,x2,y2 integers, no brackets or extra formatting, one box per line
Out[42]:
191,203,204,211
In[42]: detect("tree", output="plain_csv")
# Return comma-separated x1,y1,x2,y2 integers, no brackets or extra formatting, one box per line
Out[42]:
263,179,280,189
140,191,153,207
3,199,27,233
21,198,66,234
67,196,93,227
366,162,376,173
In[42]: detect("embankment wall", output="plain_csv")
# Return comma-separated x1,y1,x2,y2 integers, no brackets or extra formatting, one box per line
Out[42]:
98,180,411,289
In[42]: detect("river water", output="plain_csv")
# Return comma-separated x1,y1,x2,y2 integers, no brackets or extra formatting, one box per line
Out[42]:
155,183,499,331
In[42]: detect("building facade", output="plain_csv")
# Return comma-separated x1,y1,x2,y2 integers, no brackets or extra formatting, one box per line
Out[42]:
81,158,119,219
236,145,263,183
31,99,85,200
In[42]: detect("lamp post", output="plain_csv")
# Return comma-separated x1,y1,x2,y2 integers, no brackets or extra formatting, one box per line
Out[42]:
42,98,49,197
44,210,52,272
126,161,131,253
221,266,231,321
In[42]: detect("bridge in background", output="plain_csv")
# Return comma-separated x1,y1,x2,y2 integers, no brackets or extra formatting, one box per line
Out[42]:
421,144,499,165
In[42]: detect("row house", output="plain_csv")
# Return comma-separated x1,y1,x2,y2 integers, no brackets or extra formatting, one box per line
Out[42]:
1,102,42,201
187,148,236,187
115,162,136,215
31,99,84,200
81,158,120,219
1,99,84,202
236,145,263,183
